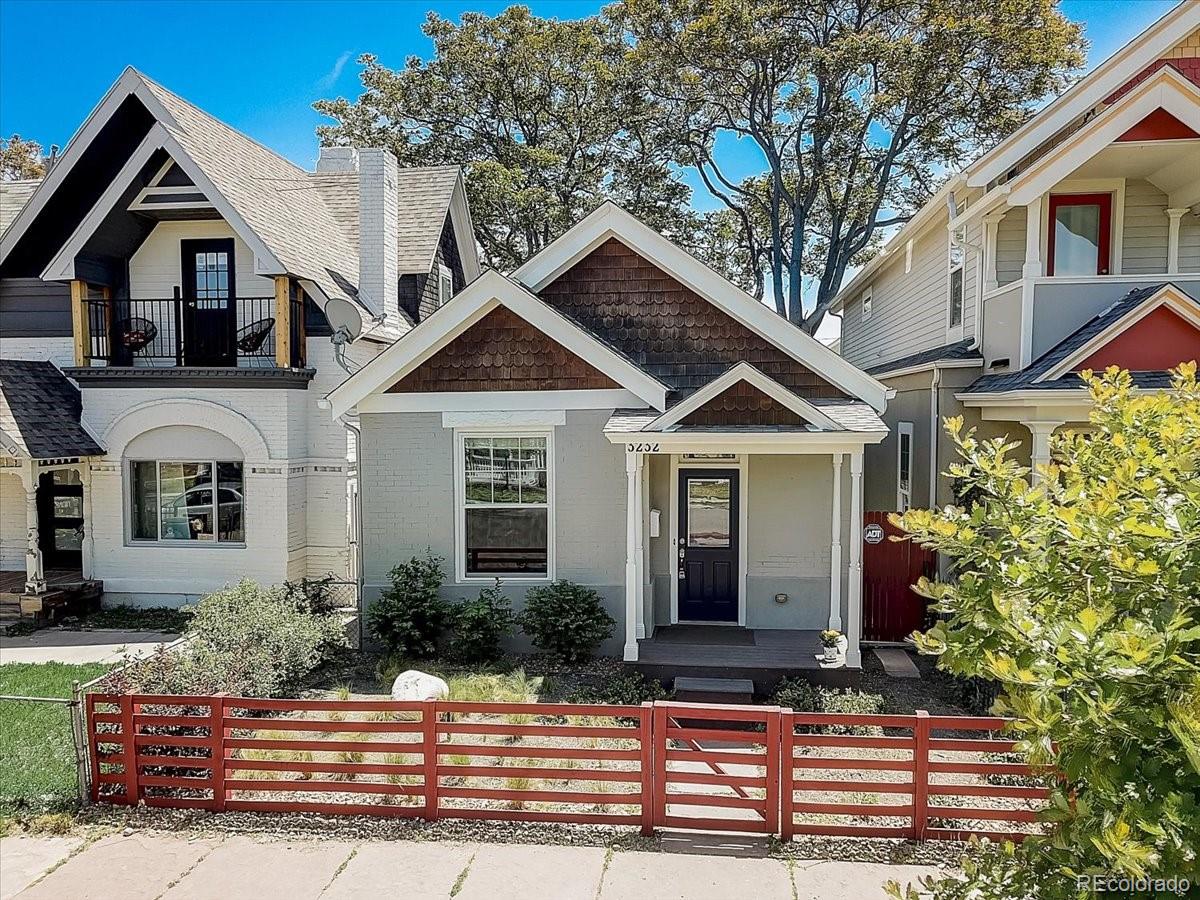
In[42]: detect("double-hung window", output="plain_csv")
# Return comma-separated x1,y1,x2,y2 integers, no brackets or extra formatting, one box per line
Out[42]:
457,434,552,579
130,460,245,543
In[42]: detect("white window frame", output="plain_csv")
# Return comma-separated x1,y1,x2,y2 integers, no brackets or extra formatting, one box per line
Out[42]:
438,263,454,306
861,286,873,322
126,458,246,547
896,422,914,512
453,428,555,584
947,232,965,342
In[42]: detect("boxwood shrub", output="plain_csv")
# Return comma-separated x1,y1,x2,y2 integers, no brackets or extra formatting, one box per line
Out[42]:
519,580,615,663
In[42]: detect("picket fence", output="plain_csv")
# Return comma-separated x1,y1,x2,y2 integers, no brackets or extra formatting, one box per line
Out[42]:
86,694,1049,841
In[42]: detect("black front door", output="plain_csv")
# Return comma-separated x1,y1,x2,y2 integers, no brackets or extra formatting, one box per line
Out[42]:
37,470,83,571
677,469,739,622
181,238,236,366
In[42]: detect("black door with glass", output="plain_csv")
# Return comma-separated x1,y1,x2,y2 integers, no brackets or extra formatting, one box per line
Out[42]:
181,238,236,366
677,469,739,622
37,470,83,570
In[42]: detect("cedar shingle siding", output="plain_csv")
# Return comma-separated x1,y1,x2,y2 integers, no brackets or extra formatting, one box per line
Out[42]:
678,381,808,427
537,239,847,402
388,305,620,393
399,213,467,324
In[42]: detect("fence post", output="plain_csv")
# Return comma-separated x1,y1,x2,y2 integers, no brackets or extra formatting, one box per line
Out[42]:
651,702,669,830
779,708,794,841
70,681,88,807
422,699,439,822
912,709,930,841
764,706,781,836
639,702,654,837
210,696,227,812
120,694,138,806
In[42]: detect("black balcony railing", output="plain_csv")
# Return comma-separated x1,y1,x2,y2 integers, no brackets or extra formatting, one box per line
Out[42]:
82,295,305,368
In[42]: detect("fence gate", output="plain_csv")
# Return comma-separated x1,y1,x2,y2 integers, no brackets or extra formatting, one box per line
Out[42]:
652,702,779,834
862,511,936,643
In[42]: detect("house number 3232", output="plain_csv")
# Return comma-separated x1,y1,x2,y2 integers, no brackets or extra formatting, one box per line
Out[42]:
626,443,660,453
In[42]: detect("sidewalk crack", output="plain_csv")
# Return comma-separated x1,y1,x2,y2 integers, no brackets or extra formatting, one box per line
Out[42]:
317,845,358,897
449,850,477,898
593,846,615,900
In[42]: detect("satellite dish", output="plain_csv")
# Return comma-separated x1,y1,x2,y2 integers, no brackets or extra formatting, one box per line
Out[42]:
324,297,363,343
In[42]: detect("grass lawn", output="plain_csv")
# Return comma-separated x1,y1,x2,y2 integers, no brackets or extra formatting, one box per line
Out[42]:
0,662,111,813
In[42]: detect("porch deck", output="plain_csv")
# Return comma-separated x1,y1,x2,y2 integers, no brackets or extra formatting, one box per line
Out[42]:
633,625,859,692
0,569,103,622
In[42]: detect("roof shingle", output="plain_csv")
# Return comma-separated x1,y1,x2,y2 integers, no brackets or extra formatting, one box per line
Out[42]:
0,360,104,458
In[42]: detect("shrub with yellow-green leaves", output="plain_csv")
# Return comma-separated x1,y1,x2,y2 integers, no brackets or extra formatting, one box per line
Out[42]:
889,364,1200,900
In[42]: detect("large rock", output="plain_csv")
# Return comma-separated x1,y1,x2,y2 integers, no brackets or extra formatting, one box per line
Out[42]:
390,670,450,702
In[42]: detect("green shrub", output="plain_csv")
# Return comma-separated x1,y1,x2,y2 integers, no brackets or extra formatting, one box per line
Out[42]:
770,677,818,712
103,580,345,698
519,580,615,663
367,552,451,658
818,687,884,716
565,671,670,706
447,581,515,664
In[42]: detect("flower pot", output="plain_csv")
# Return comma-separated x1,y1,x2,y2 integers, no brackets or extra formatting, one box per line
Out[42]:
822,646,838,661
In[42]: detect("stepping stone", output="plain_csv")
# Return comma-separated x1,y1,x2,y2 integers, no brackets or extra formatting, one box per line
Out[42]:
873,647,920,678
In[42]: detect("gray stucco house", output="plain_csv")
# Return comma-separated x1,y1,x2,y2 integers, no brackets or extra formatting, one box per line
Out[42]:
331,204,891,676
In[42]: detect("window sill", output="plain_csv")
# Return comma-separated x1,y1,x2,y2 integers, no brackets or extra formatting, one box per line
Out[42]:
126,541,248,550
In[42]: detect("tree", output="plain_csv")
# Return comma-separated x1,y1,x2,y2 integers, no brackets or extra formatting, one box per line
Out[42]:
614,0,1085,330
889,365,1200,899
1,134,47,181
314,7,698,271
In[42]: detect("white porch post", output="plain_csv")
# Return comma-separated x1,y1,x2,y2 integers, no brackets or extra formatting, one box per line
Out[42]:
623,449,640,661
81,463,94,579
846,450,864,668
21,461,45,595
634,453,647,640
1019,198,1043,368
982,212,1005,293
1166,208,1187,275
828,453,843,631
1026,421,1062,484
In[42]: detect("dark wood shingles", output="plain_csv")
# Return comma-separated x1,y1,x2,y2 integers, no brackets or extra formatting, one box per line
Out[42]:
537,238,848,400
388,305,619,393
678,380,808,427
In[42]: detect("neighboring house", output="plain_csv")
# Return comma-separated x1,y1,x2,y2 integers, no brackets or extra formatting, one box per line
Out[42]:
0,67,479,610
330,202,890,678
831,2,1200,513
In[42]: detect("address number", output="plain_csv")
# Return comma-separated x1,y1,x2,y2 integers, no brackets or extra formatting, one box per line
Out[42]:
626,443,660,452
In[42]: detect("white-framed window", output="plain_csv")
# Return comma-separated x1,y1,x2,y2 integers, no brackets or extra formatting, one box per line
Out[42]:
861,286,873,322
454,431,553,581
438,263,454,307
896,422,913,512
948,237,965,336
129,460,245,543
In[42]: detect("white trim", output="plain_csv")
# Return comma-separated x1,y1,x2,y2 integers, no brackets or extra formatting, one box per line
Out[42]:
1038,284,1200,381
957,389,1093,406
828,453,843,632
452,429,555,585
946,228,965,342
872,358,982,380
846,449,863,668
904,240,914,274
442,410,566,429
667,453,748,627
513,202,890,412
1042,178,1127,276
328,269,669,417
437,263,454,306
448,172,482,283
607,430,886,455
896,422,914,512
861,286,873,322
361,389,644,414
645,362,841,432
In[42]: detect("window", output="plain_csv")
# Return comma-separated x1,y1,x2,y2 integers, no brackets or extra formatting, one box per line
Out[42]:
457,434,551,578
948,241,964,331
896,423,913,512
1048,193,1112,276
130,460,244,543
438,264,454,307
861,287,873,322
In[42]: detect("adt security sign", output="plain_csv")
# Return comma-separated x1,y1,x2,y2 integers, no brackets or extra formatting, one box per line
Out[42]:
863,523,885,544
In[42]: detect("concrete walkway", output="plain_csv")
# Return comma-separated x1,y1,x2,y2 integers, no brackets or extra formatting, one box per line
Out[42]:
0,629,179,665
1,832,938,900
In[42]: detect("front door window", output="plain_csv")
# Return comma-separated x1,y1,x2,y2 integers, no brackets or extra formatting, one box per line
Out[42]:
677,469,739,622
37,469,83,570
1048,193,1112,276
181,238,237,366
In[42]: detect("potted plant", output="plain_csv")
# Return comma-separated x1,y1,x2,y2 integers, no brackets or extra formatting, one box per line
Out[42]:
819,629,842,662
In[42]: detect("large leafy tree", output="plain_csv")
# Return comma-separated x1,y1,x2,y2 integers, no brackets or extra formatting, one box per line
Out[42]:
890,365,1200,899
1,134,46,181
315,7,698,270
614,0,1085,330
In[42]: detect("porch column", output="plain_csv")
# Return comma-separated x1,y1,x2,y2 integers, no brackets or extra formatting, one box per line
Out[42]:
1019,198,1043,368
274,276,291,368
623,449,640,661
828,453,843,631
1166,208,1188,274
634,453,647,640
81,463,94,579
21,462,45,595
982,211,1006,293
1026,421,1062,484
846,450,864,668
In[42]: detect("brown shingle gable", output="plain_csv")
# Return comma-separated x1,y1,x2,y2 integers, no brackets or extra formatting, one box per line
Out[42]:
387,305,620,393
536,238,847,403
678,380,808,427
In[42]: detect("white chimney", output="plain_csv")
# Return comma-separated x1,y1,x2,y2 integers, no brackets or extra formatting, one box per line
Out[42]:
357,148,399,322
315,146,358,173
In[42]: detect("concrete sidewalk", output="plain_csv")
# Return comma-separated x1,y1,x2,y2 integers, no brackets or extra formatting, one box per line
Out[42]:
0,629,179,665
1,831,937,900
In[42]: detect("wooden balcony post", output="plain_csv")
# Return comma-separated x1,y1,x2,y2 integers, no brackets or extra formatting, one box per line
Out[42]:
70,280,89,366
274,276,291,368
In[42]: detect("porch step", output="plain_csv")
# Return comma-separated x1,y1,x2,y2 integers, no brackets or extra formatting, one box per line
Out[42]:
672,676,755,705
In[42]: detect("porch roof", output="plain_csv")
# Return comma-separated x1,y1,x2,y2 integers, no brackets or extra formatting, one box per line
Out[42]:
0,359,104,459
604,398,886,435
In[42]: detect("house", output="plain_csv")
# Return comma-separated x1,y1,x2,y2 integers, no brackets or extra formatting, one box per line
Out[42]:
830,2,1200,513
0,67,479,614
329,202,891,680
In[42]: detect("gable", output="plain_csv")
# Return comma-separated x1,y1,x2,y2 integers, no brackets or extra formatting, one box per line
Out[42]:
537,238,848,401
387,305,620,393
1114,107,1200,141
1077,305,1200,372
677,380,808,427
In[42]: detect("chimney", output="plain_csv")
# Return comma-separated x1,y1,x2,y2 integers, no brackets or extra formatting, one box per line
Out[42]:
357,148,399,322
316,146,359,174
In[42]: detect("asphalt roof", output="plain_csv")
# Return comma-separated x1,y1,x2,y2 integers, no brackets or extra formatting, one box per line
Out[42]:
866,339,982,376
0,180,40,237
0,360,104,459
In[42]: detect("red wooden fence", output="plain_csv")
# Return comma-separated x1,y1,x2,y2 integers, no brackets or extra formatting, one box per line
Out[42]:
862,511,938,642
86,694,1048,842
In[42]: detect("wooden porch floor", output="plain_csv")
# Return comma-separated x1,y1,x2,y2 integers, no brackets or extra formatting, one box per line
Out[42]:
0,569,103,622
